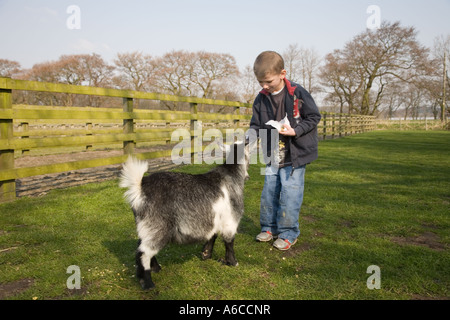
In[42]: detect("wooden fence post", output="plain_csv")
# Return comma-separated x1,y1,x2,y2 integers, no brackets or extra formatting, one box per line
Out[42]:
0,85,15,202
165,120,171,145
190,103,201,164
331,113,336,139
350,114,356,135
20,122,30,155
357,116,361,134
123,97,135,155
345,114,349,136
86,122,93,150
322,112,327,140
234,106,240,129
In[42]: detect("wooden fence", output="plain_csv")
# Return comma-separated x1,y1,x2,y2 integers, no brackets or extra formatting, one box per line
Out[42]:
319,112,376,139
0,77,375,202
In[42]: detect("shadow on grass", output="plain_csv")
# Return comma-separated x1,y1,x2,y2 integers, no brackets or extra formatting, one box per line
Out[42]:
102,214,261,274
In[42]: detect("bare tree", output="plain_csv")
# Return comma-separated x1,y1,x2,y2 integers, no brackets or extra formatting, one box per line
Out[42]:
320,21,430,115
432,35,450,121
5,49,258,111
411,35,450,121
152,50,240,110
0,59,21,78
283,44,322,94
72,53,115,106
283,44,302,84
398,85,423,120
22,60,66,105
22,54,114,106
320,51,364,114
153,50,194,96
190,51,239,99
114,51,154,91
240,65,260,104
379,80,404,119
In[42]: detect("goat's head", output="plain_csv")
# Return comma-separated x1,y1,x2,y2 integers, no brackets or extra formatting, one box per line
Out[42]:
213,140,250,180
218,140,250,181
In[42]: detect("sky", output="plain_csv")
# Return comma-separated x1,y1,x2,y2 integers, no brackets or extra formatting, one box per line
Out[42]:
0,0,449,71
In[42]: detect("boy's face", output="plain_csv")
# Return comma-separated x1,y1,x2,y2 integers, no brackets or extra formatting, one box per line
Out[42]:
256,70,286,94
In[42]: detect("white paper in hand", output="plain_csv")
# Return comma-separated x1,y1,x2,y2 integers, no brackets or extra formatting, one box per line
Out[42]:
265,114,290,132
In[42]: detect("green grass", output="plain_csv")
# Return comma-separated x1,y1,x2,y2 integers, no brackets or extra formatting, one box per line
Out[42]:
1,130,449,300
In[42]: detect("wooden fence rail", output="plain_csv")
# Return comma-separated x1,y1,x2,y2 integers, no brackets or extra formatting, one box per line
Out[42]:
0,77,375,202
319,112,376,139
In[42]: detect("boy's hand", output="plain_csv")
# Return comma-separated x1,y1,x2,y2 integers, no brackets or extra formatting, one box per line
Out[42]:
279,123,296,136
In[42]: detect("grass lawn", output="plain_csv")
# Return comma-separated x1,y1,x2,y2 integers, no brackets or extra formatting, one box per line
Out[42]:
0,130,449,300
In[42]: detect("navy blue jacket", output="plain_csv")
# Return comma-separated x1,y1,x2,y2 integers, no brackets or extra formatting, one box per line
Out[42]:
249,78,321,168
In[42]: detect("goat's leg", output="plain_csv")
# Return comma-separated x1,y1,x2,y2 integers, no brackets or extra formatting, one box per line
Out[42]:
136,240,157,290
150,256,161,273
135,250,154,289
202,234,218,260
135,240,144,279
135,250,145,279
223,237,238,266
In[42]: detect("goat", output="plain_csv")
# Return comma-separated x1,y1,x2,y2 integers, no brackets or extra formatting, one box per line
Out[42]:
119,142,249,290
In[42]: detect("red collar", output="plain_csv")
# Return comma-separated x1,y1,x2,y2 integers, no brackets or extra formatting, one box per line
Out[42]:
260,78,297,96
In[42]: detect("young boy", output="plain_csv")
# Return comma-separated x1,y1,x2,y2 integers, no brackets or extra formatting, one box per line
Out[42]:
249,51,321,250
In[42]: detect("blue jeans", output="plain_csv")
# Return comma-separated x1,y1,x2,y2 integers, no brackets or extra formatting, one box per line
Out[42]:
260,165,305,243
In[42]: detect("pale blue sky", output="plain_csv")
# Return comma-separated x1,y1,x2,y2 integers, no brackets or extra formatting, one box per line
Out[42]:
1,0,449,70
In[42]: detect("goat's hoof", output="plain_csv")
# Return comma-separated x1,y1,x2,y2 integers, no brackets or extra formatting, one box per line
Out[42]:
219,258,238,267
202,250,212,260
139,279,155,290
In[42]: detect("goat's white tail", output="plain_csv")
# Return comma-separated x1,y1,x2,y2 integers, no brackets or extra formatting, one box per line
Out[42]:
119,156,148,211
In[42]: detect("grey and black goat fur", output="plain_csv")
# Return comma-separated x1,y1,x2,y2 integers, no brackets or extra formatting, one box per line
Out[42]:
120,142,249,290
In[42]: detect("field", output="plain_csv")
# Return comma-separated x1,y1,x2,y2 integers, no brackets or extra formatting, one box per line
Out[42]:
0,131,449,300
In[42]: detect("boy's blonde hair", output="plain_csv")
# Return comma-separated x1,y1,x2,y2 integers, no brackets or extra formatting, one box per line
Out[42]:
253,51,285,79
